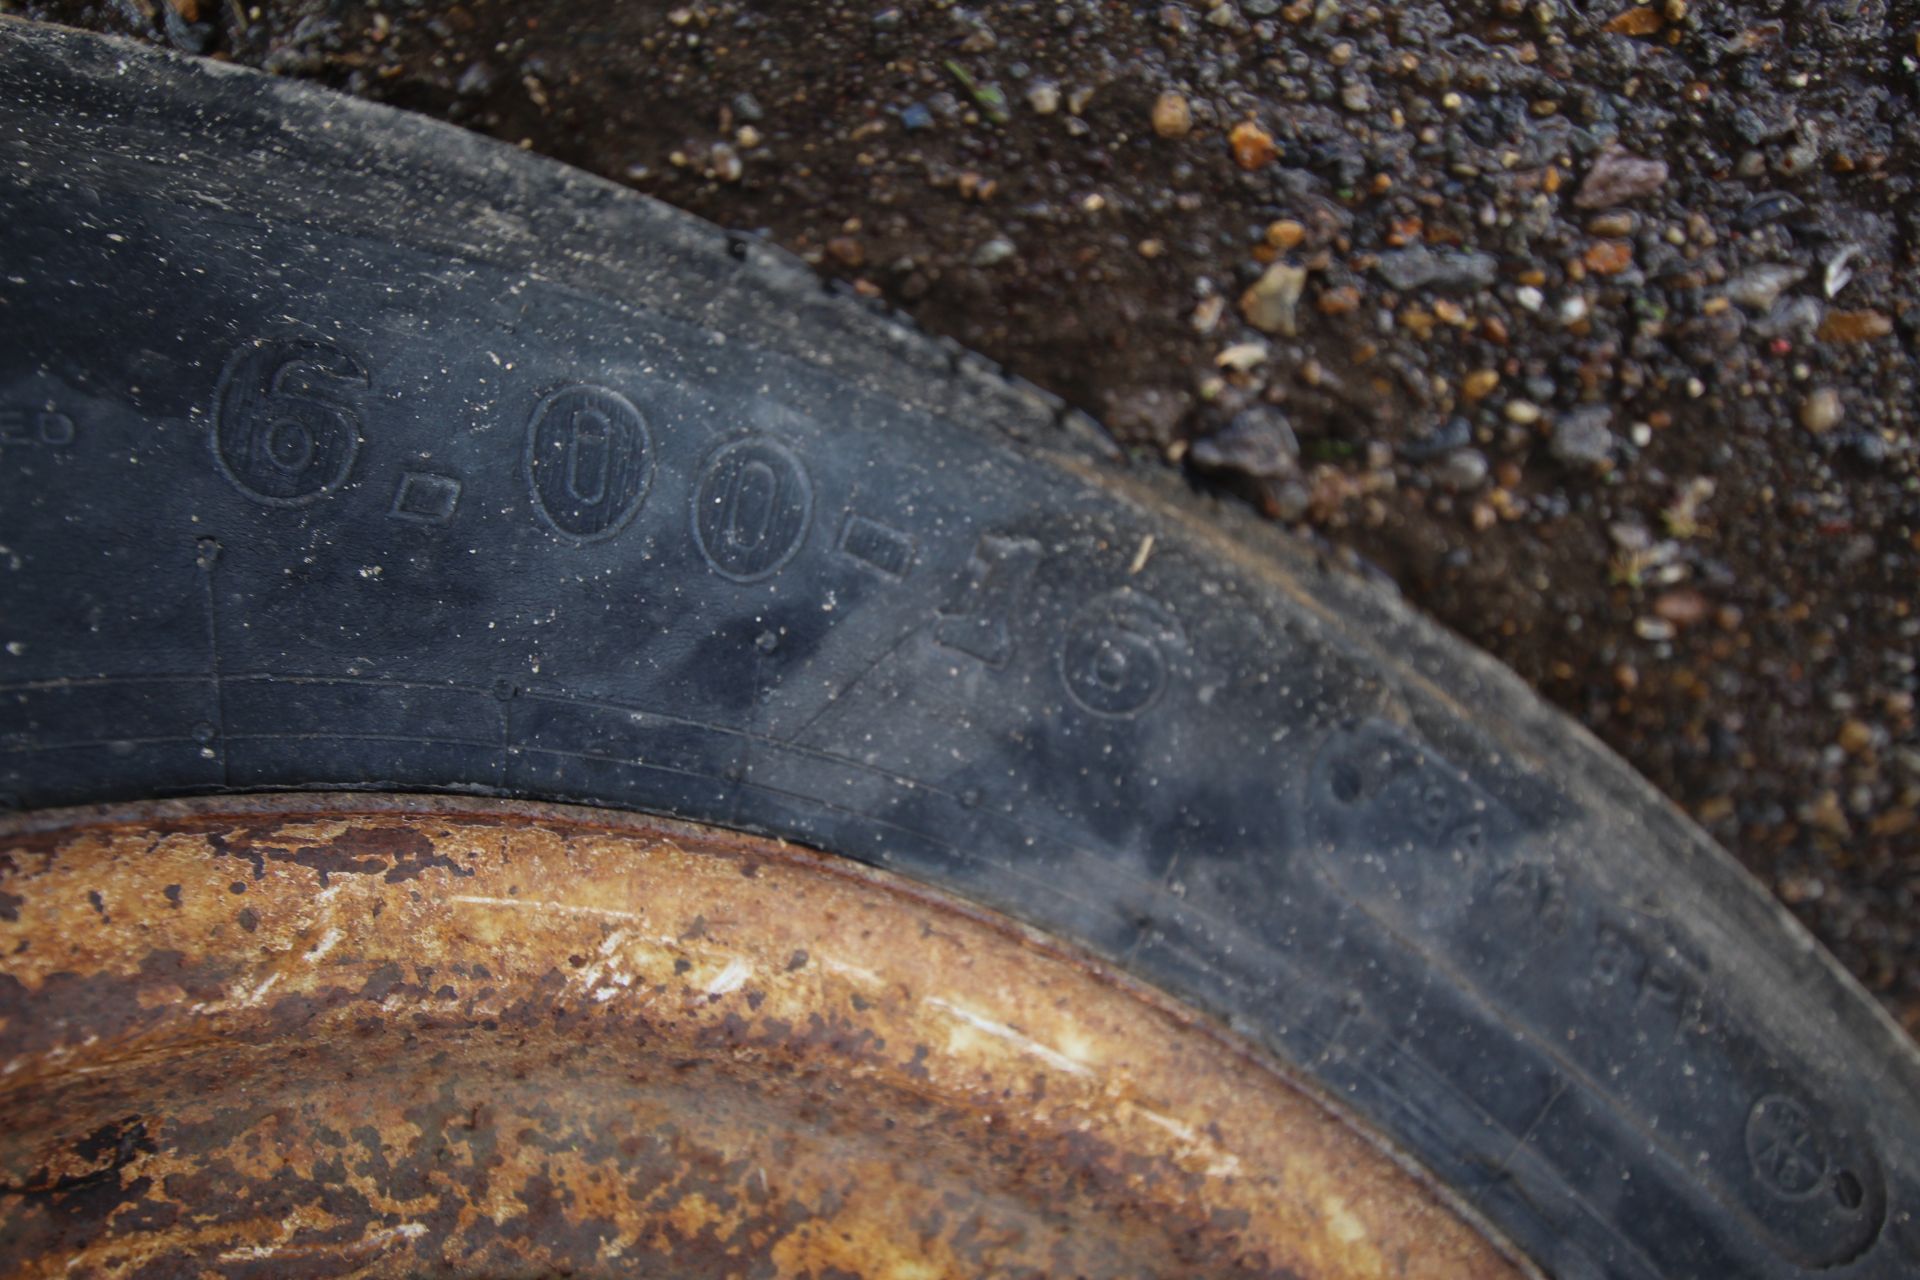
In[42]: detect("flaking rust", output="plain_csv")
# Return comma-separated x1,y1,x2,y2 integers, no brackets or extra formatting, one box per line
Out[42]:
0,795,1529,1279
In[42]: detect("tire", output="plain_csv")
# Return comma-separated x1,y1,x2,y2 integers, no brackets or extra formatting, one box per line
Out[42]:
2,20,1916,1279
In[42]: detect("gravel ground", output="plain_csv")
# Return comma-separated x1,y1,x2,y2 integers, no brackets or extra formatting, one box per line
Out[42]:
17,0,1920,1035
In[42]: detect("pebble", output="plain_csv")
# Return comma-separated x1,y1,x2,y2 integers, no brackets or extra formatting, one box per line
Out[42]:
1800,387,1843,435
456,60,496,97
1432,448,1490,491
1373,247,1499,292
1190,295,1226,334
899,102,933,131
1103,387,1191,445
710,143,743,182
1462,369,1500,401
1191,407,1300,479
1400,416,1472,462
1241,262,1308,336
1549,405,1616,467
1214,341,1269,372
1152,91,1192,138
1726,264,1806,312
1027,81,1060,115
971,236,1016,268
1264,219,1306,250
1582,240,1633,275
1817,310,1893,342
1503,399,1543,425
1574,146,1669,208
1839,719,1876,755
1229,121,1277,170
1269,480,1312,522
1653,589,1709,626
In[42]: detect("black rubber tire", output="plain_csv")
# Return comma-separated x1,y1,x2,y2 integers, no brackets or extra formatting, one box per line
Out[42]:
3,21,1917,1279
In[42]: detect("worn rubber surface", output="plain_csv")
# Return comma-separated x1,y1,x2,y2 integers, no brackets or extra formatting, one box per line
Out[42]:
2,21,1918,1280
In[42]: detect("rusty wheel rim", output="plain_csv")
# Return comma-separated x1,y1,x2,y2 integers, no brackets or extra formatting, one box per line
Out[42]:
1,794,1529,1278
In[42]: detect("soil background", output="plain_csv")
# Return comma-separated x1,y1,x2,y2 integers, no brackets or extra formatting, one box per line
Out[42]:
14,0,1920,1035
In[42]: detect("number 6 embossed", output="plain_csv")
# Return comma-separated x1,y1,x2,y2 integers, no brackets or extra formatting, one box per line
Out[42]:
212,338,369,507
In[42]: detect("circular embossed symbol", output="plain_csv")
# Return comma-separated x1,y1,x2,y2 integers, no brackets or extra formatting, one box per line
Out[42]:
524,385,655,542
1057,590,1183,718
691,436,813,582
1746,1095,1832,1198
212,339,369,506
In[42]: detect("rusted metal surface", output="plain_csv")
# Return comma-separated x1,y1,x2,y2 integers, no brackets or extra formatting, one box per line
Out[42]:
0,795,1529,1279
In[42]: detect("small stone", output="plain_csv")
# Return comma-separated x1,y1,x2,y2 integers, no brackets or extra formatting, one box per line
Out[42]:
1503,399,1543,425
1027,81,1061,115
1265,219,1306,250
1799,790,1852,838
1462,369,1500,401
1574,146,1668,208
1605,7,1664,36
1269,479,1312,522
1229,120,1277,170
1824,245,1862,299
1339,80,1370,113
1240,262,1308,336
1191,407,1300,480
710,143,743,182
1373,246,1499,292
1400,416,1472,463
1799,387,1843,435
1838,719,1876,755
1653,589,1708,626
1817,310,1893,343
1633,616,1676,642
1152,91,1192,138
456,61,496,97
1751,296,1825,339
1515,285,1545,312
1103,386,1192,446
1317,286,1361,315
1432,448,1489,491
971,236,1016,268
1190,295,1226,334
1214,341,1270,372
1725,264,1806,312
1582,239,1633,275
1549,405,1615,467
900,102,934,131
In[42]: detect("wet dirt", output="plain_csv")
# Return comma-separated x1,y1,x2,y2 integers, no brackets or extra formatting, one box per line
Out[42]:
14,0,1920,1033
